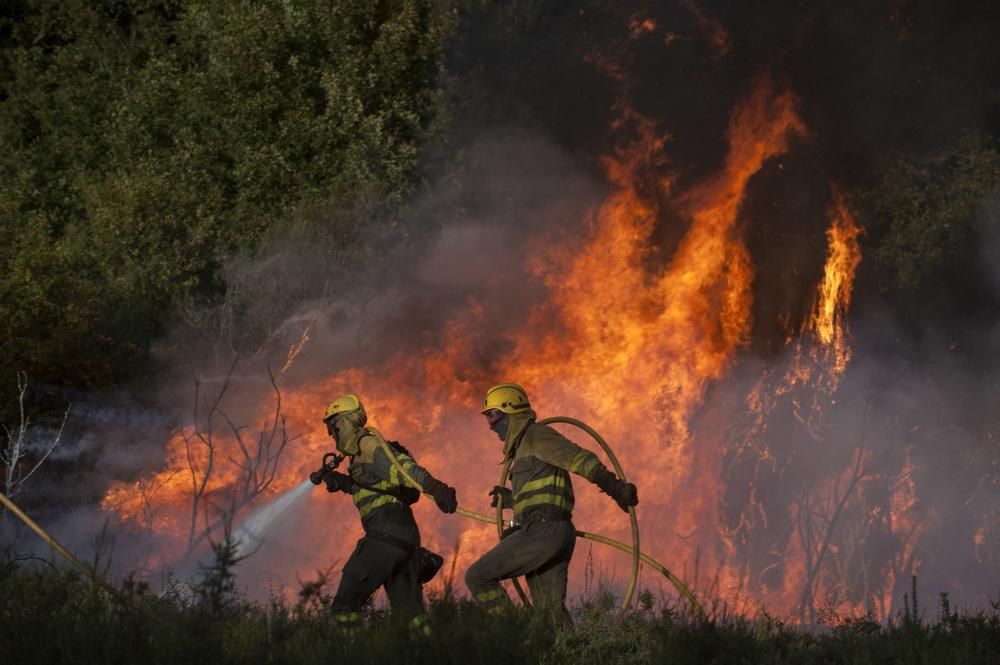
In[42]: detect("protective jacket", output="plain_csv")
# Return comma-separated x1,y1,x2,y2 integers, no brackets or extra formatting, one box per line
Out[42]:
342,429,434,543
501,409,607,523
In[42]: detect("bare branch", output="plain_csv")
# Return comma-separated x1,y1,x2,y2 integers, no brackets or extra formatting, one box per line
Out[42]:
179,359,297,564
797,397,872,619
19,402,71,489
2,372,71,511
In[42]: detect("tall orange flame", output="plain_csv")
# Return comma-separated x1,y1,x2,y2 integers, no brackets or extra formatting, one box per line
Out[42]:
809,187,862,384
722,185,874,619
100,76,883,617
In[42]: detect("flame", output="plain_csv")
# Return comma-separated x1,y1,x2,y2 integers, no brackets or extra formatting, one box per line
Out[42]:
809,187,862,383
718,183,867,617
883,449,923,613
628,17,657,39
775,187,863,399
679,0,732,58
98,75,900,617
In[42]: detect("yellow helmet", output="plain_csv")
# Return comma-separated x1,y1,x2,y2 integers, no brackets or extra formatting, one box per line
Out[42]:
481,383,531,414
323,394,365,424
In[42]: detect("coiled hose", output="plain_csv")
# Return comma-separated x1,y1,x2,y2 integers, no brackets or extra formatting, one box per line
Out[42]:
369,425,702,615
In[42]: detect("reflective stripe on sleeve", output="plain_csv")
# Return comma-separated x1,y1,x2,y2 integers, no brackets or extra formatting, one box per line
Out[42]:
568,450,600,478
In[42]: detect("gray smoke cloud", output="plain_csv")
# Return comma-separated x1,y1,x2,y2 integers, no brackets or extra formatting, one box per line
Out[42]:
6,127,999,618
6,2,1000,618
1,129,604,584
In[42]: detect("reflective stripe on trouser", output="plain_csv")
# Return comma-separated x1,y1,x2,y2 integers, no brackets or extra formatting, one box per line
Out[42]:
333,610,363,633
473,586,508,614
331,535,424,622
408,613,432,637
465,520,576,615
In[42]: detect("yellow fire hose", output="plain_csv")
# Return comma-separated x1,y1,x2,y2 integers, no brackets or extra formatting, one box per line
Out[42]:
2,437,702,623
0,490,162,622
368,425,703,616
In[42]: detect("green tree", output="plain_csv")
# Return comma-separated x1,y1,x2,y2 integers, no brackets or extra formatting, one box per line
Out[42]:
864,137,1000,327
867,138,1000,291
0,0,452,403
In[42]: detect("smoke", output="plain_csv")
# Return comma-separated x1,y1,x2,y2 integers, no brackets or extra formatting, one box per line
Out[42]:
275,129,602,381
3,129,604,577
6,0,1000,618
697,314,1000,616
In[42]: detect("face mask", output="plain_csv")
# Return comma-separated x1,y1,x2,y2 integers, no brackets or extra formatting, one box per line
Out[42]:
490,413,509,442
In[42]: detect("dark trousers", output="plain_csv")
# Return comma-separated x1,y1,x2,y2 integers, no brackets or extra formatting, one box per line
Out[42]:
331,535,423,628
465,520,576,621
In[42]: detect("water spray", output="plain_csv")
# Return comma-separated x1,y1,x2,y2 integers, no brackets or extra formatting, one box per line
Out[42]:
232,479,316,560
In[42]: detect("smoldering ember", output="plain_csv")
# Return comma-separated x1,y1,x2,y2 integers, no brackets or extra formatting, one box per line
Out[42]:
2,3,1000,664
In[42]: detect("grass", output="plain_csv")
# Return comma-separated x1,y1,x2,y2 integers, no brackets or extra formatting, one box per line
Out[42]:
2,549,999,665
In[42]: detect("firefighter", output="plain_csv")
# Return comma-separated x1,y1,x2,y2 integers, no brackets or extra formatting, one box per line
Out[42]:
317,394,458,635
464,383,638,622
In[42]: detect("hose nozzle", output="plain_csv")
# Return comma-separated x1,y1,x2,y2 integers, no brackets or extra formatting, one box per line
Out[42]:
310,452,344,485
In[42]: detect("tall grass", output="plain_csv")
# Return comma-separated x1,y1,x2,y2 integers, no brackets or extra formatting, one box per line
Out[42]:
2,551,998,665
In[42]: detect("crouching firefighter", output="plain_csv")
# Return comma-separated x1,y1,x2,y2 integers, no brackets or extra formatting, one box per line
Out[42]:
465,384,638,623
311,394,458,635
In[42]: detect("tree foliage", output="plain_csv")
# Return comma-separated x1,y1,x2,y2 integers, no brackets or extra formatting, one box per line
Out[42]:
863,137,1000,327
0,0,452,395
866,139,1000,291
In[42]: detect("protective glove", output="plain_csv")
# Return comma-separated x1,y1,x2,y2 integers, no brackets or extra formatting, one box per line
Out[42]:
593,469,639,513
489,486,513,509
423,477,458,514
324,470,353,494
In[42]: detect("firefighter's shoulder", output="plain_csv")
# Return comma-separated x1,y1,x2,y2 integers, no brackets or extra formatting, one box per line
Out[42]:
528,422,573,445
354,431,381,463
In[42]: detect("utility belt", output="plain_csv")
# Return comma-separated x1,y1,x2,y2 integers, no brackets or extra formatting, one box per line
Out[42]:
512,504,573,527
363,528,443,585
364,527,419,554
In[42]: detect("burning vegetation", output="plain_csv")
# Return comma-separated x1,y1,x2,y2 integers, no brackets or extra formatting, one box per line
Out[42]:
96,58,989,622
4,4,1000,653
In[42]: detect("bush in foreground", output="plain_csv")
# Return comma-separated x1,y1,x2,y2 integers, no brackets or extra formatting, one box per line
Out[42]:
1,557,998,665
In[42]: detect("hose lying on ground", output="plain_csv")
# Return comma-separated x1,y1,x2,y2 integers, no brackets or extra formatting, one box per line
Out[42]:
368,425,703,616
0,490,162,623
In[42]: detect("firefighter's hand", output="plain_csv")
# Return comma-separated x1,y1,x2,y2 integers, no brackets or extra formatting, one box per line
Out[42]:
489,486,513,509
324,471,353,493
423,477,458,514
432,484,458,513
594,469,639,513
614,482,638,513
